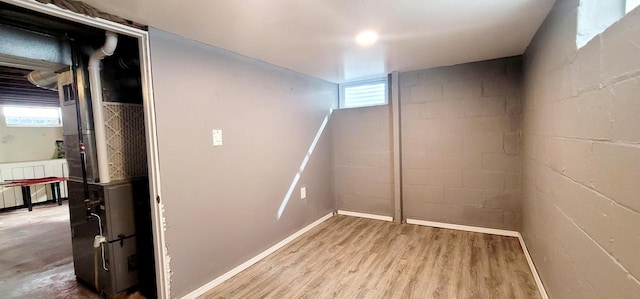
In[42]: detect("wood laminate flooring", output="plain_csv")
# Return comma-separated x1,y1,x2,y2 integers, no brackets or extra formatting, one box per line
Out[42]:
202,215,541,299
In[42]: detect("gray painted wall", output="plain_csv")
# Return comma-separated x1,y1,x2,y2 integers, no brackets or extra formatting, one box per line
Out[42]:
522,0,640,298
148,28,337,298
400,58,523,230
332,106,393,216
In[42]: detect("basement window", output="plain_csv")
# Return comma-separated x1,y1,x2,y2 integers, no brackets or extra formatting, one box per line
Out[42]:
577,0,639,48
339,78,388,109
628,0,640,12
2,106,62,127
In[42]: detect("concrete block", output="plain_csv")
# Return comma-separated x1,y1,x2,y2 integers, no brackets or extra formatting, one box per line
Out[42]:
437,153,468,171
422,118,467,135
360,136,392,152
405,202,465,223
350,152,392,168
504,134,520,154
334,166,365,182
403,185,445,204
403,197,429,218
463,116,511,134
334,180,354,195
483,190,521,211
424,134,464,153
553,175,613,253
556,86,612,140
463,96,506,117
573,35,602,92
609,205,640,280
401,120,429,136
362,167,393,184
403,152,467,171
443,187,484,207
482,76,519,97
408,82,443,103
553,206,640,299
601,9,640,81
337,194,393,216
463,133,504,153
402,151,431,168
333,151,353,166
593,143,640,213
462,152,483,171
401,102,427,121
399,71,420,87
481,153,521,173
403,169,463,187
534,225,600,299
561,139,592,186
402,136,429,151
353,182,393,199
461,206,505,229
610,77,640,143
443,79,482,100
425,99,463,119
504,173,522,191
543,136,565,172
463,171,504,190
504,210,521,230
506,95,522,117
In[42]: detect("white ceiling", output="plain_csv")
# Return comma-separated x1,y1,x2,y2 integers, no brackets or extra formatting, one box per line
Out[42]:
80,0,556,83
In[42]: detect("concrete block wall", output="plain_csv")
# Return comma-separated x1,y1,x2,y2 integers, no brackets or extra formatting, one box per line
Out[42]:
332,106,394,216
400,57,523,230
522,0,640,297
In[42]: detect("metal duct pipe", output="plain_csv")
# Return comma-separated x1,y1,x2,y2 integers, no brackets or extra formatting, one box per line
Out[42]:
88,31,118,184
27,70,59,90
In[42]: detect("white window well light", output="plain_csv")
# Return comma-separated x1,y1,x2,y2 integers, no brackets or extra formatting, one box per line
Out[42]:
576,0,638,48
628,0,640,13
2,106,62,127
339,78,388,109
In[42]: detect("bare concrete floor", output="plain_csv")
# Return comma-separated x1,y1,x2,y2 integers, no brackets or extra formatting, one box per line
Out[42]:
0,202,99,299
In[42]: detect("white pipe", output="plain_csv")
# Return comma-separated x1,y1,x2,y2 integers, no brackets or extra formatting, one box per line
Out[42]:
88,31,118,184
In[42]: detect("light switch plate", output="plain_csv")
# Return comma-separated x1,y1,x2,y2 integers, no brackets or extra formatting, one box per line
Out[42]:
300,187,306,199
213,129,223,146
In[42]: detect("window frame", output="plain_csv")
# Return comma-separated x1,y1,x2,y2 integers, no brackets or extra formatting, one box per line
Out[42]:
339,77,389,109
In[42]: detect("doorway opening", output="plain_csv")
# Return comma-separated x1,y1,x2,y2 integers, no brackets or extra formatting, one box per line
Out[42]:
0,2,162,298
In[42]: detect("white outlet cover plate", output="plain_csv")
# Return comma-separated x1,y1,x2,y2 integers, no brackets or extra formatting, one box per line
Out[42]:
213,129,223,146
300,187,306,199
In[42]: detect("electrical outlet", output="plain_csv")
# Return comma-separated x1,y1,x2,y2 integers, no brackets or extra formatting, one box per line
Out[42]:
300,187,306,199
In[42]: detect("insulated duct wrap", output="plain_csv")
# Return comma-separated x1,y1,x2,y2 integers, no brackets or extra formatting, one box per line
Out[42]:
27,70,58,90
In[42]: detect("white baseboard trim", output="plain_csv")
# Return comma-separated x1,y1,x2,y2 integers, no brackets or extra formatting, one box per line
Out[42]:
181,212,334,299
406,218,548,299
337,210,394,222
517,233,549,299
406,218,520,237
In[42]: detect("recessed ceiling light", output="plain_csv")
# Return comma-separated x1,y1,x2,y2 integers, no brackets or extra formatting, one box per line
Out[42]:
355,30,378,46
